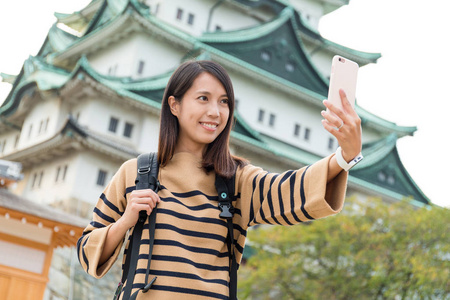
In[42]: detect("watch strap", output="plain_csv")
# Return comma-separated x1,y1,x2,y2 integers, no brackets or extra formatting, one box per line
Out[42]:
335,147,363,171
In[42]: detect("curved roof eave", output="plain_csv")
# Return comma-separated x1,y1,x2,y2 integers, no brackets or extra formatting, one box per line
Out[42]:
353,133,397,170
54,0,102,30
199,6,293,43
1,115,139,165
0,57,72,117
356,105,417,137
348,176,428,208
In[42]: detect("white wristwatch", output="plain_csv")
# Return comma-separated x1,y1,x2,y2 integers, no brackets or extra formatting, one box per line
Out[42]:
335,147,363,171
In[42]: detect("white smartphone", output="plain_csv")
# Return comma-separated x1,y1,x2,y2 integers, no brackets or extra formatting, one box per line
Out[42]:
327,55,359,114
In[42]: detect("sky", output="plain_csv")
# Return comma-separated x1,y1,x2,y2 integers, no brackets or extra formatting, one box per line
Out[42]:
0,0,449,208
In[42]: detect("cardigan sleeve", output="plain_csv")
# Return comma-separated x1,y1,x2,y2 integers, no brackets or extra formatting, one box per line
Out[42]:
77,158,137,278
235,154,348,228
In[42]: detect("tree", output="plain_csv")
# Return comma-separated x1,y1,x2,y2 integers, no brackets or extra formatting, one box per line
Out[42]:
238,197,450,300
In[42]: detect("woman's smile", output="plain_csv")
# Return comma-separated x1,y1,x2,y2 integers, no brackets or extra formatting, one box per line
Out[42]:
200,122,219,131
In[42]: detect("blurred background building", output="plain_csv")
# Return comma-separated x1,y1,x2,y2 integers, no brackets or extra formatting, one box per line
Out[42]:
0,0,429,298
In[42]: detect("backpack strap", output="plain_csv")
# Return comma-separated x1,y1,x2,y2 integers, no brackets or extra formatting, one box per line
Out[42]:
120,153,159,300
215,174,238,300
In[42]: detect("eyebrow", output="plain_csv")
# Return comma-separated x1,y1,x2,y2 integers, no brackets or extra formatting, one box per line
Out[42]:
196,90,228,98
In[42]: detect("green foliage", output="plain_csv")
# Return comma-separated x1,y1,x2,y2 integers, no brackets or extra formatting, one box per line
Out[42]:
238,197,450,300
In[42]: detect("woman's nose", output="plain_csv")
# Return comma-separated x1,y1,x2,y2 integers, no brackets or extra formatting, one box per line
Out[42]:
207,102,220,117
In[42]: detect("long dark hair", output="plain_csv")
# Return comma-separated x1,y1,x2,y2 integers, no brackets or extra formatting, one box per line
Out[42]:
157,60,246,178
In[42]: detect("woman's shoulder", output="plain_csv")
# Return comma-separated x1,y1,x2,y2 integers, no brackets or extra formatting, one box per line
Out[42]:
114,157,138,179
235,162,264,180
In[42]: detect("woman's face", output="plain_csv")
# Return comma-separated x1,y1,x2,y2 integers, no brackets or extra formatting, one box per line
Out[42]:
169,72,230,154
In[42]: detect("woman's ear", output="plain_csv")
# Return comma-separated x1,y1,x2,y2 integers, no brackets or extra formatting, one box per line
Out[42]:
168,96,179,117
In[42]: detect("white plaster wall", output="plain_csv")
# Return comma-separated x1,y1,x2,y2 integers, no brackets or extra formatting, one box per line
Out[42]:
230,70,335,157
21,153,77,206
80,99,144,145
152,0,264,35
0,130,20,156
158,0,212,36
70,151,123,207
132,33,185,78
208,2,264,33
88,32,184,78
137,114,160,153
18,96,61,150
88,35,136,77
66,96,90,124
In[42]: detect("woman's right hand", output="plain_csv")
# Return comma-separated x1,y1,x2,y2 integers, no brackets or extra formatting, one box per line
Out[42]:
118,189,161,229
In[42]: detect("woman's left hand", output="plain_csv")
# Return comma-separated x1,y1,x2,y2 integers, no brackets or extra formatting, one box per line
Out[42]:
321,89,362,162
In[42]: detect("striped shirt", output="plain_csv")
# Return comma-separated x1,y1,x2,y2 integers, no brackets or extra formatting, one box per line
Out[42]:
77,152,347,299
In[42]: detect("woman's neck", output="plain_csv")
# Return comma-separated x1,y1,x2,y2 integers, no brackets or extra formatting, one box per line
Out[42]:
173,141,205,160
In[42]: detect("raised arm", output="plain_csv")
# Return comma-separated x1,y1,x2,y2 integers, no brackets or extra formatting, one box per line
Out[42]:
321,89,362,182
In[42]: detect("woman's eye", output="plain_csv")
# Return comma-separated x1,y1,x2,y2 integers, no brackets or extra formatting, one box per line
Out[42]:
199,96,207,101
221,99,229,104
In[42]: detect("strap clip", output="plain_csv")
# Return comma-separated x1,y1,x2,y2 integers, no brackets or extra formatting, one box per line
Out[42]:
219,202,233,219
142,277,157,293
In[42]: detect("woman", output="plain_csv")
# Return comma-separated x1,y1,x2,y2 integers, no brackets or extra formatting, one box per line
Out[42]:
77,60,362,299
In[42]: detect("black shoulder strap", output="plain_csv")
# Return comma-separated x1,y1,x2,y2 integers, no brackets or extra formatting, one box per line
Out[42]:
215,174,238,300
121,153,159,300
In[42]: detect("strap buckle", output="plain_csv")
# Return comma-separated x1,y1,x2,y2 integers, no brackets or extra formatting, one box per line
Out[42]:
219,202,233,219
138,166,150,174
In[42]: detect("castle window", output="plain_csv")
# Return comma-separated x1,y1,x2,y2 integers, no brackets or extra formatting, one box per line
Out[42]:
269,113,276,127
124,122,134,138
97,170,107,186
28,124,33,139
0,140,5,153
55,165,68,183
109,117,119,133
176,8,183,20
285,62,295,72
38,120,44,134
304,128,311,141
62,165,68,181
387,174,396,185
187,13,195,25
38,171,44,188
261,51,271,62
328,137,335,150
258,109,265,123
137,60,145,75
55,166,61,182
378,171,386,182
294,123,301,137
31,173,38,189
108,65,118,76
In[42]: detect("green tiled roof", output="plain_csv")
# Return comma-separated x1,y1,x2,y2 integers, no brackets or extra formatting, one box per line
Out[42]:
229,0,380,65
0,56,70,116
200,7,329,97
351,133,429,205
